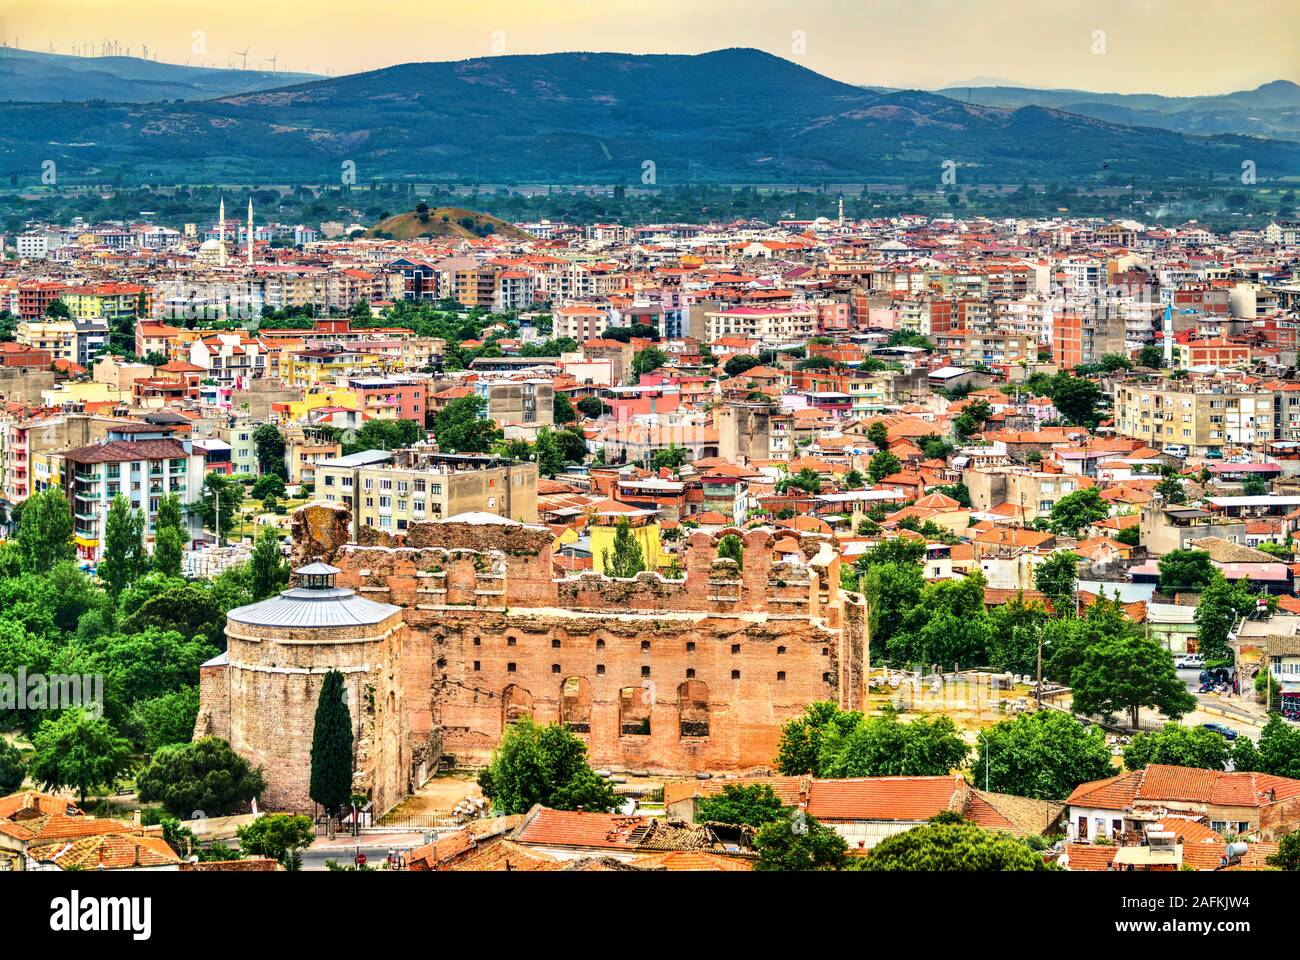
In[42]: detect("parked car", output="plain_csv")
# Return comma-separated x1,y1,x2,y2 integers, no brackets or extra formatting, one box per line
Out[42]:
1201,723,1239,740
1176,655,1205,669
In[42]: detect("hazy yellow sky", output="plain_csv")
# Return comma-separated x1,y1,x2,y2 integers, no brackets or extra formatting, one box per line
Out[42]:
3,0,1297,94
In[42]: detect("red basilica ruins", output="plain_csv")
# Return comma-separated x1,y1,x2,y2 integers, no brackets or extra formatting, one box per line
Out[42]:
196,503,868,814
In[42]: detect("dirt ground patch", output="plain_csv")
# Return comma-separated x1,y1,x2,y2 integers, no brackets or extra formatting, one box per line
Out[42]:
384,774,483,818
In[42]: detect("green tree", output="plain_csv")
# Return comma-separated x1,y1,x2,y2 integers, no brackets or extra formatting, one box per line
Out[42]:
196,472,244,543
1195,571,1270,663
987,595,1052,675
754,813,848,871
1048,488,1109,536
309,670,354,818
1137,344,1164,369
602,517,646,578
651,445,687,472
533,427,565,477
1242,476,1270,497
717,533,744,571
631,346,667,380
861,813,1052,871
1267,831,1300,870
724,354,761,378
862,561,926,655
1155,474,1188,504
1033,550,1078,610
1116,525,1140,547
236,814,315,867
776,467,822,495
553,392,577,425
121,583,226,647
253,423,287,479
867,420,890,450
1122,722,1231,771
776,701,864,776
14,487,75,572
695,784,788,828
1157,549,1215,595
0,738,25,792
136,736,266,816
432,395,501,453
346,417,427,455
867,450,901,484
151,494,187,577
249,525,289,601
1255,715,1300,779
1048,373,1102,427
29,709,131,805
1070,632,1197,728
974,710,1113,800
477,717,618,815
251,473,286,501
818,711,969,779
576,396,607,419
126,686,200,753
99,495,146,597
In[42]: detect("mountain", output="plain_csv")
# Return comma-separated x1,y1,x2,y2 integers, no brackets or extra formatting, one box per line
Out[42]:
0,47,321,102
366,207,530,240
936,80,1300,139
1,48,1296,185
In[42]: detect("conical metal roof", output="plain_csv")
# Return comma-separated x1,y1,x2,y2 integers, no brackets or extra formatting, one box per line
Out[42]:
227,585,400,628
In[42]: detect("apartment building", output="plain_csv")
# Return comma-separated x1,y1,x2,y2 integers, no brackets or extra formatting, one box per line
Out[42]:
59,435,204,561
962,466,1084,523
703,306,817,345
474,379,555,437
1113,380,1276,455
15,317,109,367
316,449,538,537
552,304,612,342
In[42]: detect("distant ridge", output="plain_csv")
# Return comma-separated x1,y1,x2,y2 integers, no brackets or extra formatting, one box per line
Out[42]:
0,46,322,103
0,48,1295,184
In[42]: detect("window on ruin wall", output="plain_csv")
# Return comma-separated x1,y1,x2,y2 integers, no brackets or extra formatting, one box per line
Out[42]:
678,680,710,738
560,676,592,734
618,686,651,736
502,684,533,726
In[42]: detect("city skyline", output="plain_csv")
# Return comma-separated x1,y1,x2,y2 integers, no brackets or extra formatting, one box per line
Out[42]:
4,0,1298,95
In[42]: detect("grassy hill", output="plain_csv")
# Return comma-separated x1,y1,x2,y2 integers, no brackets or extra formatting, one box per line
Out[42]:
365,207,530,240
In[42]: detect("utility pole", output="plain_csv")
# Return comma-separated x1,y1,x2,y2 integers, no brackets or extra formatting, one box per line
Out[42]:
215,487,222,548
1036,623,1043,708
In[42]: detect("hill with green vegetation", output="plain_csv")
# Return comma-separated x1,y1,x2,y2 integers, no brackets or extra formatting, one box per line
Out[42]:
365,206,530,240
2,48,1297,186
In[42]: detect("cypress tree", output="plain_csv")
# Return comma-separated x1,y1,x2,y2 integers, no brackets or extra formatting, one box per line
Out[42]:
309,670,353,819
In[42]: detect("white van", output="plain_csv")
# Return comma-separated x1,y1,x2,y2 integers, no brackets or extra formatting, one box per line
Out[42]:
1164,444,1189,459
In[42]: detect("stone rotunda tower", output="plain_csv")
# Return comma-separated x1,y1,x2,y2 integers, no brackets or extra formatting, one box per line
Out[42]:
195,561,411,815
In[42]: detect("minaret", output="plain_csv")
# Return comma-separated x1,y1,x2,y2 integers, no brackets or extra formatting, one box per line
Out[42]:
217,197,228,267
247,197,255,267
838,195,845,227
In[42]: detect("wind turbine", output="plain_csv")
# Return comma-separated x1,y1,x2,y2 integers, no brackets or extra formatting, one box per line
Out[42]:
234,46,251,70
263,50,279,72
141,43,148,60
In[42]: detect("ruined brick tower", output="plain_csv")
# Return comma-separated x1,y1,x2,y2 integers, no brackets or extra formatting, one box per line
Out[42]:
195,555,411,815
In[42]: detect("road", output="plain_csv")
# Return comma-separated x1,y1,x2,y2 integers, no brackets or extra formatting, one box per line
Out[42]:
1175,667,1264,742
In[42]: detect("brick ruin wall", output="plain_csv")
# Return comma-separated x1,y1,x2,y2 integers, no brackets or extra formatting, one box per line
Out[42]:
332,520,868,776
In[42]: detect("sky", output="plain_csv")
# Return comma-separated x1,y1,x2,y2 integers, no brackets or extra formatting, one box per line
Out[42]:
3,0,1297,94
